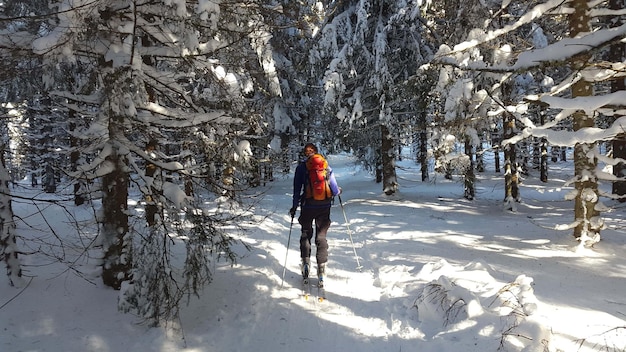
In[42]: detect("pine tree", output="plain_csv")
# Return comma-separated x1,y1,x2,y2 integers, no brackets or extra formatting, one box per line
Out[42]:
0,0,52,288
264,0,326,162
23,0,281,323
431,0,626,243
312,0,430,194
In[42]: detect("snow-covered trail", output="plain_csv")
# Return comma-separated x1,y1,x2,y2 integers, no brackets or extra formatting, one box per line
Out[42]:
5,153,624,352
175,153,626,352
175,154,424,352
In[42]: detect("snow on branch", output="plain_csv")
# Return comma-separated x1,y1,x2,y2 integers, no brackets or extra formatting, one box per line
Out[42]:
505,111,626,147
431,2,626,73
139,103,239,127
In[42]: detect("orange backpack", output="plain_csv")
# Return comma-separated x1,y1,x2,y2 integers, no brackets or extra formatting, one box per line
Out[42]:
305,154,332,200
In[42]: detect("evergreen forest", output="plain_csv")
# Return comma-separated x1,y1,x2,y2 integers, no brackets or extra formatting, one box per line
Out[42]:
1,0,625,325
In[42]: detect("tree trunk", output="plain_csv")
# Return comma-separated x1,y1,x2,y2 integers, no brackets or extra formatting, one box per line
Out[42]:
43,161,56,193
476,143,484,173
380,125,398,195
613,137,626,200
0,148,22,287
375,148,383,183
570,0,600,241
464,137,475,200
419,130,429,182
145,140,158,226
100,145,131,290
609,0,626,201
494,146,501,173
503,112,519,210
69,112,85,206
551,146,559,162
540,138,548,183
538,104,548,182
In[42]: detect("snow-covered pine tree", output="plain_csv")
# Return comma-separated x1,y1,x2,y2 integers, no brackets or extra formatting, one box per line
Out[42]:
432,0,626,244
428,0,525,202
519,0,626,244
0,0,53,288
260,0,331,162
312,0,430,195
26,0,285,323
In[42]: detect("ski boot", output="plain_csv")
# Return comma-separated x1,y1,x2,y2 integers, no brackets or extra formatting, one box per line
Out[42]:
317,263,326,288
301,259,310,283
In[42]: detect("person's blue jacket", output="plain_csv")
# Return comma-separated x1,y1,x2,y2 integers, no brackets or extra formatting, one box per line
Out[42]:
292,156,340,209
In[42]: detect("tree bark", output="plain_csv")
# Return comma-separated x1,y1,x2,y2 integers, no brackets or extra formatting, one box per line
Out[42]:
380,125,398,195
101,146,131,290
0,147,22,287
540,138,548,183
69,111,85,206
476,143,484,173
503,112,519,209
145,140,158,227
419,130,429,182
570,0,600,240
538,103,548,182
464,137,475,200
609,0,626,201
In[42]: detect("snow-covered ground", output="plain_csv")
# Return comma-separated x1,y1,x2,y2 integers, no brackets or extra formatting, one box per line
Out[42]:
2,151,625,352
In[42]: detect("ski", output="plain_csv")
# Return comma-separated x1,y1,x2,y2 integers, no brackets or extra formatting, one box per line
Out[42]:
317,279,326,302
301,262,311,300
302,278,311,300
298,263,326,302
316,263,327,302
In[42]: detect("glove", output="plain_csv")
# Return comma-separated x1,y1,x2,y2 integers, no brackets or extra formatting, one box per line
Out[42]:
289,207,297,217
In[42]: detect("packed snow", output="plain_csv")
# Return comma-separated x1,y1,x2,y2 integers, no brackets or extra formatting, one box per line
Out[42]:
1,150,625,352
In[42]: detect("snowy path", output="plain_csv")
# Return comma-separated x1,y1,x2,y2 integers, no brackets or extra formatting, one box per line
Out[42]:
178,220,419,352
174,160,426,352
173,154,626,352
3,153,625,352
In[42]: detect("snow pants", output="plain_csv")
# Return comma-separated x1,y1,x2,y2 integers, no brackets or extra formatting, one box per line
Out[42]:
299,206,331,265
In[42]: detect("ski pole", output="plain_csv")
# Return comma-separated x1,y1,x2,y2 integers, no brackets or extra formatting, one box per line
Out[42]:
280,214,295,288
338,195,362,271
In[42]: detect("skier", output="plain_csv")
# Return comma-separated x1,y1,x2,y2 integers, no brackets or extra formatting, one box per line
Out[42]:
290,143,341,286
